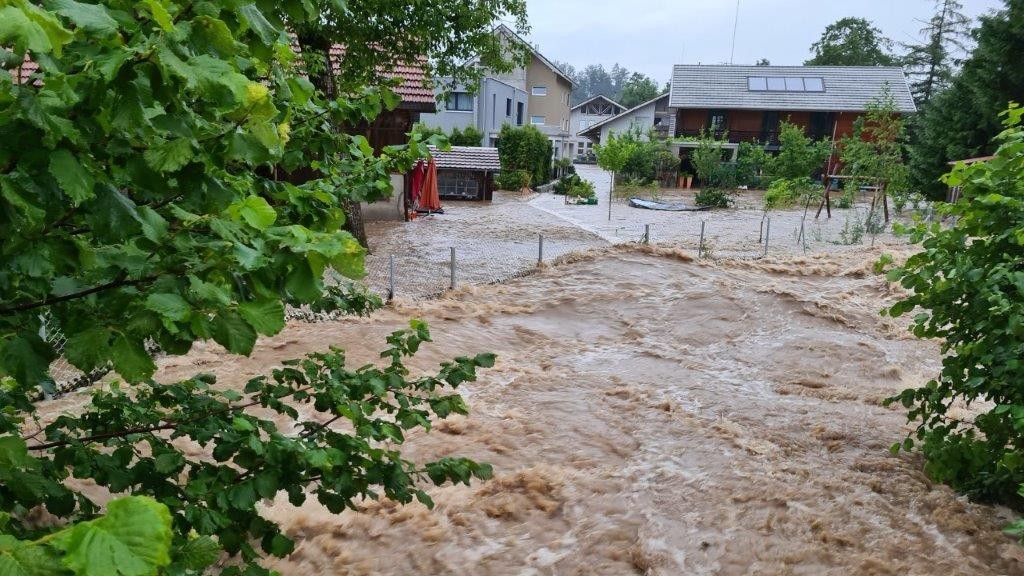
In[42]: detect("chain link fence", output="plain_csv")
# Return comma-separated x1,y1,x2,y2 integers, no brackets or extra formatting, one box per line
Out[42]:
40,194,936,392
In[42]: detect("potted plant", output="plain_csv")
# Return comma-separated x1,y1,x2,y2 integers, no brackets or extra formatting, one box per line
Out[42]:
683,172,694,189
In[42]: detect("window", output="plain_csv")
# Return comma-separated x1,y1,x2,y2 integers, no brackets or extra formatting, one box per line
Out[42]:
506,98,512,116
516,102,524,125
445,92,473,111
803,77,825,92
579,120,591,131
492,94,496,124
748,76,826,93
531,115,545,125
532,86,547,96
708,110,727,134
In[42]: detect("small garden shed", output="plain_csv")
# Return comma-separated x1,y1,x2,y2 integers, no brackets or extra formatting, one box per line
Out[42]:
429,146,501,201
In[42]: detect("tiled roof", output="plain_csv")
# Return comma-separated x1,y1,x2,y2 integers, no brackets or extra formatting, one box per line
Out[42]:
669,65,916,113
12,49,434,108
493,24,576,88
428,146,501,171
328,46,435,107
11,55,39,84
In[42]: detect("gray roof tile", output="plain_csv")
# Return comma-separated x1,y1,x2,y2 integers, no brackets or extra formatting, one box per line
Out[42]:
428,146,501,171
669,65,916,113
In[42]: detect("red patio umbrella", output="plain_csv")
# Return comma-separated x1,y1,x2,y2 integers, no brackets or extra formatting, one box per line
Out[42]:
419,156,442,213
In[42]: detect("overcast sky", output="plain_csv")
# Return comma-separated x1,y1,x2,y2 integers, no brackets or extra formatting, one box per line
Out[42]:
514,0,1004,83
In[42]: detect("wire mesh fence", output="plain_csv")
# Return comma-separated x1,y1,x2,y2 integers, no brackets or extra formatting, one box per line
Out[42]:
40,193,934,392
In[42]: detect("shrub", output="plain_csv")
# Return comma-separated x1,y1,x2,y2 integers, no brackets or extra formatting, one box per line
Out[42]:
496,169,531,191
768,121,831,181
497,124,552,186
763,177,823,210
692,129,731,188
553,173,582,195
694,187,735,208
566,178,596,199
881,105,1024,511
450,125,485,146
736,142,771,187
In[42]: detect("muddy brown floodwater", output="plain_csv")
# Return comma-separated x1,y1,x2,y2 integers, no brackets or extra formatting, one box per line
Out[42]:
146,246,1023,575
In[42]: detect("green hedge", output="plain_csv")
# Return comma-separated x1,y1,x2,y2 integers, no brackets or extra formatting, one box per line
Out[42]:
496,124,552,187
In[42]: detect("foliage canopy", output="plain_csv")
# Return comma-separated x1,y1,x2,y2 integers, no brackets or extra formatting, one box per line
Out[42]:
805,17,897,66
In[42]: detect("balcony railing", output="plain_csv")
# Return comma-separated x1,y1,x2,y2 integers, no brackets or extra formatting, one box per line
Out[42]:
675,128,781,145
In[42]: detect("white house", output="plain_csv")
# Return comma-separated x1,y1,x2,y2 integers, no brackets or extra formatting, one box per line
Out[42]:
579,92,674,145
569,95,624,159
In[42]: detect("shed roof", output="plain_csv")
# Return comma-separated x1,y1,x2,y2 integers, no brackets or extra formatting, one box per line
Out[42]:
669,65,916,113
428,146,501,171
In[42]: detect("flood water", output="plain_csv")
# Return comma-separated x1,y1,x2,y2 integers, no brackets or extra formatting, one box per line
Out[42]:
149,246,1022,575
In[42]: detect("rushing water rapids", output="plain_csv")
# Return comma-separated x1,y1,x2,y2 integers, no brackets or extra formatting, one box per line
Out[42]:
49,246,1023,575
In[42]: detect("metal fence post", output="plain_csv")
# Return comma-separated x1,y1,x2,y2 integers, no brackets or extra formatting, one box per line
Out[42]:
698,220,706,258
763,217,771,258
538,234,544,266
388,255,395,302
449,247,456,290
759,215,765,244
644,224,650,245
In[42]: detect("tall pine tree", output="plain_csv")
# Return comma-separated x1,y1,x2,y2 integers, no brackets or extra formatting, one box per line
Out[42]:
902,0,972,106
909,0,1024,198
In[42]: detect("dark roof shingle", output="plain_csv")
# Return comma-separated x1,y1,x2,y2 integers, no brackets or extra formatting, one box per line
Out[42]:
669,65,916,113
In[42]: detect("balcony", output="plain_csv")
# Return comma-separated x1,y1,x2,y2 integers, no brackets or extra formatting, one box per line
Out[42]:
675,128,781,146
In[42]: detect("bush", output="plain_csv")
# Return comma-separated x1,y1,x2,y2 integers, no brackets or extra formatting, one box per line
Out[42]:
496,169,531,191
450,125,484,146
736,142,771,188
694,187,735,208
566,178,596,199
497,124,552,186
763,177,822,209
768,121,831,181
881,105,1024,509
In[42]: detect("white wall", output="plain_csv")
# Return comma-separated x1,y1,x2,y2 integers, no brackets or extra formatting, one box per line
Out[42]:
361,174,406,221
596,100,658,144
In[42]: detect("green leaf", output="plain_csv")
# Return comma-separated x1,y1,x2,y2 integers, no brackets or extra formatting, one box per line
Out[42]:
144,139,194,173
176,536,219,571
237,4,279,46
238,300,285,336
231,196,277,230
56,496,173,576
0,4,72,56
49,149,95,205
0,335,54,388
63,326,110,372
268,533,293,557
110,336,156,382
0,535,66,576
45,0,118,35
145,293,191,322
141,0,174,33
212,311,257,355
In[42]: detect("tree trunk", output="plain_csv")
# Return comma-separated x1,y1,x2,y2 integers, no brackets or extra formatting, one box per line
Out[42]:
296,30,371,249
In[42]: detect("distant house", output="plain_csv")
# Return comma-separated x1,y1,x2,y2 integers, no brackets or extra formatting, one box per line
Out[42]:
570,95,625,159
668,65,915,146
418,24,576,158
430,146,501,201
579,93,674,145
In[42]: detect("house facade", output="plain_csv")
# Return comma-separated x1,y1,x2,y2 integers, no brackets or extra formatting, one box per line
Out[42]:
419,24,575,158
570,95,624,159
579,93,674,146
668,65,916,147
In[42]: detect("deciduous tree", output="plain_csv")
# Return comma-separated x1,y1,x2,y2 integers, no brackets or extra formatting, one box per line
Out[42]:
806,17,897,66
